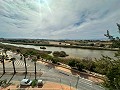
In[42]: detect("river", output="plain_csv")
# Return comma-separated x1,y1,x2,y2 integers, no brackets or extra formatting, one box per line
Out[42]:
2,42,117,59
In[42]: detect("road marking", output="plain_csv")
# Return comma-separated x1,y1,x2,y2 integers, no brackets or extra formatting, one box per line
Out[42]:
0,60,30,68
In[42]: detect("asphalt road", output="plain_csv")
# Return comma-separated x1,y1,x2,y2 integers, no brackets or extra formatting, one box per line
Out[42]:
0,51,105,90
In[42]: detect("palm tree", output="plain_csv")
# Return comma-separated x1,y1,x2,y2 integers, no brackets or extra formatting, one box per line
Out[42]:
23,54,28,74
1,49,6,74
10,58,16,74
31,56,37,80
0,55,5,74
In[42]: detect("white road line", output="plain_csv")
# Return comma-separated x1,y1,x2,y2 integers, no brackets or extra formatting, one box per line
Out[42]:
0,60,30,68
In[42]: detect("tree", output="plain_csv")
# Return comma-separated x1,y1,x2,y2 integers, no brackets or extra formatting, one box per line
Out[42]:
105,65,120,90
10,58,16,74
104,24,120,48
53,51,60,57
23,53,28,74
59,51,68,57
117,23,120,33
100,44,105,47
90,43,94,46
0,55,5,74
31,56,37,80
53,51,68,57
104,23,120,90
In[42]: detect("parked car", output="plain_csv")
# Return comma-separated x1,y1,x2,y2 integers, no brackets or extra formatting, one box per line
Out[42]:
20,79,32,86
38,80,43,86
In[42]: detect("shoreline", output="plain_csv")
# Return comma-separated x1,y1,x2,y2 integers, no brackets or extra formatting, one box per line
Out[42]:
1,42,117,59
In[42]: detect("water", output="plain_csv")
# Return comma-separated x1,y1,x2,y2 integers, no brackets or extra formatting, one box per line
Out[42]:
2,42,117,59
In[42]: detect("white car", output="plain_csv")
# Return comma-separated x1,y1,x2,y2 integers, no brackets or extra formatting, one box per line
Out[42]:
20,79,32,86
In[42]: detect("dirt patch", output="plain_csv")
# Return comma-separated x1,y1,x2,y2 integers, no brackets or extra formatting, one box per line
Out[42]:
42,81,75,90
56,66,72,73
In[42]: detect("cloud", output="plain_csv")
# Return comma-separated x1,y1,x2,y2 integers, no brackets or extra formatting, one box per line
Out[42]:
0,0,120,39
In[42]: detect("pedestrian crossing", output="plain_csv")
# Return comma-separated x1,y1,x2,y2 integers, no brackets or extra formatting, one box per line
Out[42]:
0,60,30,68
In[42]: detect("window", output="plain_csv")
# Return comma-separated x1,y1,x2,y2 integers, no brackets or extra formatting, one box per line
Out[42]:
26,80,30,83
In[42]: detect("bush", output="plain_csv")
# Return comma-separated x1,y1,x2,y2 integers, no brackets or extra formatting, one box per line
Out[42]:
102,24,120,89
51,58,60,64
76,63,84,71
59,51,68,57
0,79,7,88
68,59,77,67
53,51,59,57
31,80,37,88
100,44,105,47
53,51,68,57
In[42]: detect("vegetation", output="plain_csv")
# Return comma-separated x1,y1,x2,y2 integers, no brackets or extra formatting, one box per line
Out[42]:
0,79,10,88
53,51,68,57
31,56,38,80
2,55,5,74
51,57,60,64
23,54,28,74
0,43,52,76
104,23,120,48
102,23,120,90
31,79,37,88
10,58,16,74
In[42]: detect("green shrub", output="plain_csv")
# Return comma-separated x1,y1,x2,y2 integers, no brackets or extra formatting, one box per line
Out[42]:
51,58,60,64
0,79,8,88
53,51,68,57
31,79,37,88
68,60,77,67
76,63,85,71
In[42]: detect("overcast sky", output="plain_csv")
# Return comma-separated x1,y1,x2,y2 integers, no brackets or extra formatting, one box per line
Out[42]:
0,0,120,39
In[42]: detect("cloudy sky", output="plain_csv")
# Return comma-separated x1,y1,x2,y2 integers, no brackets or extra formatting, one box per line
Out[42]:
0,0,120,39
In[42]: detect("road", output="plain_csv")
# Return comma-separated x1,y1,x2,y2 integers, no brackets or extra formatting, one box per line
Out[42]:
0,51,105,90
